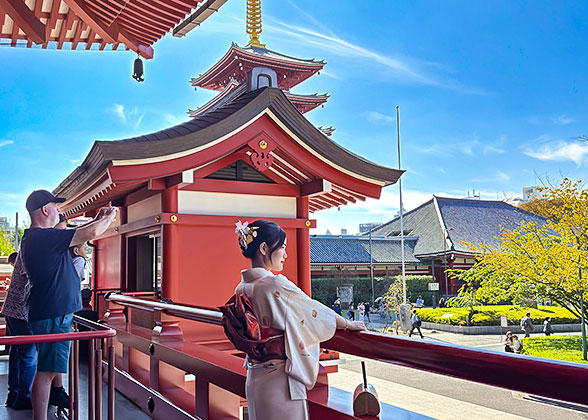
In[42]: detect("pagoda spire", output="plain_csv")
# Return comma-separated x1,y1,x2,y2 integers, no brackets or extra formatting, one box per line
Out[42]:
246,0,266,48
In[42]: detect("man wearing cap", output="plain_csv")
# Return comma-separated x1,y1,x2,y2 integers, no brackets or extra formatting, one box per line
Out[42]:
21,189,117,420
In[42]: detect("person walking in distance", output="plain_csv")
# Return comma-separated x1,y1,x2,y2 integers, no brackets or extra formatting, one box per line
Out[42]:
408,309,424,339
543,317,553,336
20,190,117,420
520,312,534,338
364,301,371,322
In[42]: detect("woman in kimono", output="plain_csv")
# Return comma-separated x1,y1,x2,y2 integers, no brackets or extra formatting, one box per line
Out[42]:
234,220,366,420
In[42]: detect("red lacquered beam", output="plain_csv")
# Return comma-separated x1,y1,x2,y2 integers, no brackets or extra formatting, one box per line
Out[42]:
323,330,588,407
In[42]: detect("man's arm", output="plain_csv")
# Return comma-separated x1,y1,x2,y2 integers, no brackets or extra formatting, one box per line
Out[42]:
70,207,117,246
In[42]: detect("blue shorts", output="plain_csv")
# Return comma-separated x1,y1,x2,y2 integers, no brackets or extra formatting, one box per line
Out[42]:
30,314,73,374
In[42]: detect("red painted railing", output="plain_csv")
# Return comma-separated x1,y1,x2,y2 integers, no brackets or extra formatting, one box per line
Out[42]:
105,293,588,409
0,315,117,420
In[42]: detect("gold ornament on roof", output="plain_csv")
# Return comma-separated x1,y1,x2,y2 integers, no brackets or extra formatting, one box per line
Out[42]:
246,0,265,48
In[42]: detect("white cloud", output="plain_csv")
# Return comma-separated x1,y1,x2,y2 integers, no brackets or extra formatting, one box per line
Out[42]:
416,134,507,157
318,70,342,80
112,104,126,124
110,103,147,129
266,19,486,95
363,111,395,125
483,145,506,154
0,140,14,147
497,170,510,181
550,114,573,125
525,139,588,166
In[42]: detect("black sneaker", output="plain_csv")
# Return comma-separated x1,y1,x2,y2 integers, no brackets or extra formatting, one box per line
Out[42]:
5,391,17,407
49,386,70,408
11,397,32,410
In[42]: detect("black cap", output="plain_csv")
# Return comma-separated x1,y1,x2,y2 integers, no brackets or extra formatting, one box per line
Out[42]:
25,190,66,213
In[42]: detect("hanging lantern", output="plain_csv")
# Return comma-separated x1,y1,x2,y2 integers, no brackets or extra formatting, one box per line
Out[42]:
132,55,145,82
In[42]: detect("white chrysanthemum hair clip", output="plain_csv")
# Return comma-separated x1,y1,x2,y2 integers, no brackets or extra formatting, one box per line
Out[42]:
235,220,259,250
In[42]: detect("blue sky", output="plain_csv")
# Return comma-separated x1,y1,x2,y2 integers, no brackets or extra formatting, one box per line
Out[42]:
1,1,587,234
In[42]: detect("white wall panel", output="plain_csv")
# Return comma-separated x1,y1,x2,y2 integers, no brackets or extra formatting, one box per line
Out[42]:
178,191,296,218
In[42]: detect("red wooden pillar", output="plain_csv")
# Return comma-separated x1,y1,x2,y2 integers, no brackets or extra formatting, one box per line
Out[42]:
162,188,179,300
118,206,127,291
297,196,311,295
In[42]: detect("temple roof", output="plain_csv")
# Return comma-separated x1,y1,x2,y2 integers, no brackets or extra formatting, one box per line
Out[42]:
190,43,326,91
54,87,402,215
287,92,330,114
0,0,213,58
310,236,421,265
368,196,547,257
188,82,329,117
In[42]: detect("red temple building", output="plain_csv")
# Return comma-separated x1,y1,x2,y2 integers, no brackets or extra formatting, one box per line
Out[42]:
49,4,402,416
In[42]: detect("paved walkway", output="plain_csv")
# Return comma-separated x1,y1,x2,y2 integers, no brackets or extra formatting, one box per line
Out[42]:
330,314,588,420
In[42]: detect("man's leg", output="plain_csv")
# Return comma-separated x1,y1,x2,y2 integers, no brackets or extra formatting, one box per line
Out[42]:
409,325,414,337
417,326,424,339
32,371,56,420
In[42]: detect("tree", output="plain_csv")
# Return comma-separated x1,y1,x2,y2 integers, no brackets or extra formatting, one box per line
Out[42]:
0,227,16,256
455,179,588,322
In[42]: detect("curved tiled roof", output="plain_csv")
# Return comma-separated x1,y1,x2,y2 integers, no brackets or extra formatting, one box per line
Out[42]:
310,236,420,264
55,87,402,200
368,196,548,256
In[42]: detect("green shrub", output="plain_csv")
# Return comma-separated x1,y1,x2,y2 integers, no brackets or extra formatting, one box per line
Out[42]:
417,305,578,326
311,275,435,306
522,335,588,364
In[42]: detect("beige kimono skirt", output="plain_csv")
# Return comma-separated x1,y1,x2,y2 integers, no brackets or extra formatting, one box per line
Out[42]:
236,268,337,420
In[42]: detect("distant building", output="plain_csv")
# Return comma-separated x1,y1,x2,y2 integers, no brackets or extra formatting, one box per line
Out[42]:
0,217,9,230
310,196,548,296
367,196,547,295
340,228,348,235
359,222,382,234
310,235,426,278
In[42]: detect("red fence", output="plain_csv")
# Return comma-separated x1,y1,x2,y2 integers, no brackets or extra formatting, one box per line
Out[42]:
0,315,117,420
105,293,588,412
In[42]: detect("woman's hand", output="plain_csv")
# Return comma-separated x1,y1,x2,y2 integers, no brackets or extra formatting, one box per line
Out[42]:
346,320,367,332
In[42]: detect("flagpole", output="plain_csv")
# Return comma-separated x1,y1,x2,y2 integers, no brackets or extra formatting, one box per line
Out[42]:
397,106,406,304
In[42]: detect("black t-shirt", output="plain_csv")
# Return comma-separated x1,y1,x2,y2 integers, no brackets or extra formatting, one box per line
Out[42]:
21,227,81,322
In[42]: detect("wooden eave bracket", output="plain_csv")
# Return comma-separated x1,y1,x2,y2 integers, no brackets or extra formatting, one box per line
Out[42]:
0,0,46,44
301,179,332,197
62,0,154,59
63,0,118,43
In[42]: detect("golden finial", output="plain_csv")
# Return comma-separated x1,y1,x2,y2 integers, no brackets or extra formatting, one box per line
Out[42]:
246,0,265,48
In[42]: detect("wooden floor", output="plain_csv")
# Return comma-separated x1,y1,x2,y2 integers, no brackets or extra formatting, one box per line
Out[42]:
0,355,151,420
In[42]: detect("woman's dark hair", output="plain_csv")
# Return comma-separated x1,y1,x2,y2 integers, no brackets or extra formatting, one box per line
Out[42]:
240,220,286,260
7,252,17,265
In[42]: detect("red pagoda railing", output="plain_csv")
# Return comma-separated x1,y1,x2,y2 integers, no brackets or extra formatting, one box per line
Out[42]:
0,315,117,420
105,293,588,413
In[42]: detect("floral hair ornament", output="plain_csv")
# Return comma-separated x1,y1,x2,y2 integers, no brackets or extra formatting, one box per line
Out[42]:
235,220,259,250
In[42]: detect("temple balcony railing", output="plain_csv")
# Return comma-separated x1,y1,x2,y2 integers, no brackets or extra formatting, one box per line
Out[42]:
0,315,117,420
103,293,588,419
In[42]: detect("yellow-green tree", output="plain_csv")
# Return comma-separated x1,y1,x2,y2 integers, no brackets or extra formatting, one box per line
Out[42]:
0,227,16,256
456,179,588,321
